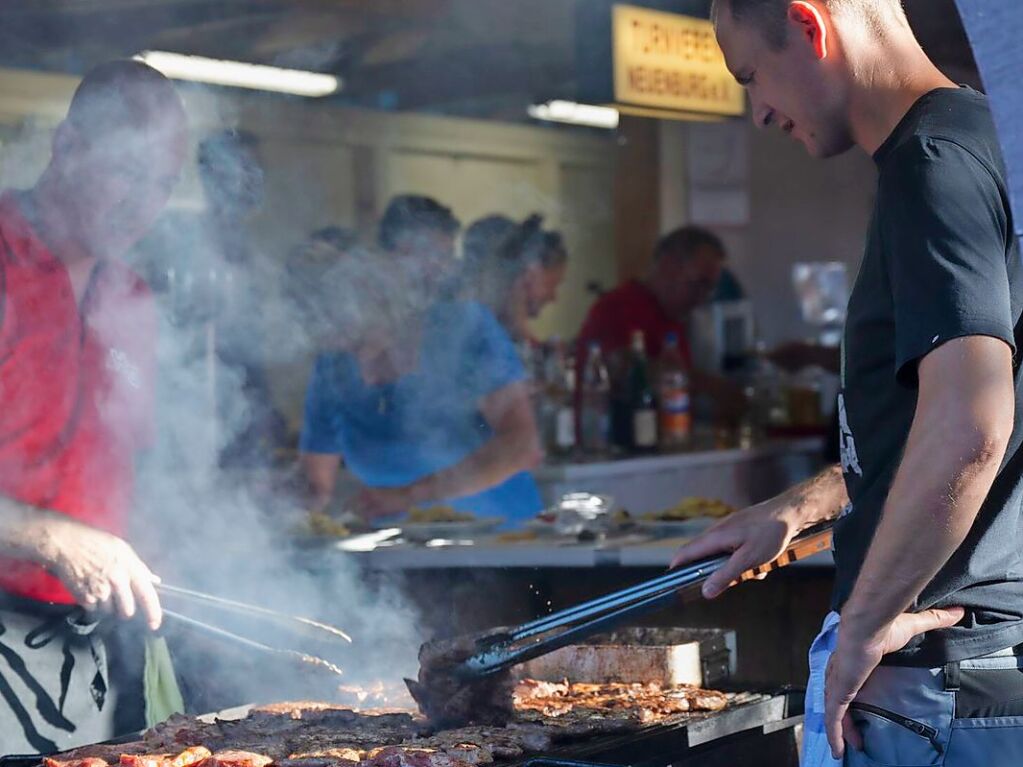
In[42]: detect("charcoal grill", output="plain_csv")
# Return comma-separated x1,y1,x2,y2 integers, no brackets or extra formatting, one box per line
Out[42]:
0,689,803,767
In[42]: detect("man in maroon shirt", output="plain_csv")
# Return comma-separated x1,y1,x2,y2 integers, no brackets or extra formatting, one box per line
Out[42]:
578,226,725,365
0,61,187,752
577,226,743,419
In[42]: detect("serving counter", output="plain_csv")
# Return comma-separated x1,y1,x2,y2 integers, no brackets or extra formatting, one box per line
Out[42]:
324,534,834,570
297,438,834,687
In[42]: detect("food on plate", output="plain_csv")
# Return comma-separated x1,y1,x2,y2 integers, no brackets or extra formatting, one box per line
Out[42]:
405,632,515,728
306,510,353,538
493,530,538,543
610,509,635,527
407,506,476,524
641,497,735,522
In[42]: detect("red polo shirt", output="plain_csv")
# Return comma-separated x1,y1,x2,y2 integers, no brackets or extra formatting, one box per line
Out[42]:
577,280,692,365
0,192,156,604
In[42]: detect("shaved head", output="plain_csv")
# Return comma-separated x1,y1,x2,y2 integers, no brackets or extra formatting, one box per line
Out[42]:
66,60,185,141
38,60,188,261
712,0,909,49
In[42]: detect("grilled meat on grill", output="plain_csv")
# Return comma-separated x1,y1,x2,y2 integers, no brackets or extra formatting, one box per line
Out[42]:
513,679,728,723
405,633,514,728
47,678,731,767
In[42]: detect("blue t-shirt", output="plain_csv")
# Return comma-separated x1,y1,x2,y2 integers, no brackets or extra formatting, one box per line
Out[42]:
300,301,543,525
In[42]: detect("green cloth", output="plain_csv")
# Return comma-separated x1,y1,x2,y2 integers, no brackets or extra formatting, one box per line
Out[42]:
144,635,185,727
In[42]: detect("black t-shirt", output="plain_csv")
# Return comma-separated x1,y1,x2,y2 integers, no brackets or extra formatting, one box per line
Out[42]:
834,87,1023,665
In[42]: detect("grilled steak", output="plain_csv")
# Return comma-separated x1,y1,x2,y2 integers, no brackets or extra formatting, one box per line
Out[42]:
405,633,514,729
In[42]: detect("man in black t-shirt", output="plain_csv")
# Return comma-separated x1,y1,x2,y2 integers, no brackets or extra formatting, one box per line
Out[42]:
672,1,1023,764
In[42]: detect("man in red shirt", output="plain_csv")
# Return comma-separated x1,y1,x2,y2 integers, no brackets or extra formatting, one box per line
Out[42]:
577,226,743,419
0,61,187,752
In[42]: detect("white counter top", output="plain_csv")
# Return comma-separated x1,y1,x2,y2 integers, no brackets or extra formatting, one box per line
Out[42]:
303,535,835,571
535,438,826,482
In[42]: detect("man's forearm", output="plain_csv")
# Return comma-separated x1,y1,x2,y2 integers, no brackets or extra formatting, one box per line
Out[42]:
410,428,543,504
0,496,65,563
778,463,849,530
300,453,341,513
841,418,1005,639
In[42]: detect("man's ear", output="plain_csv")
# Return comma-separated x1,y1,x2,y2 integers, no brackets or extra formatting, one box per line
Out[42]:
789,0,829,59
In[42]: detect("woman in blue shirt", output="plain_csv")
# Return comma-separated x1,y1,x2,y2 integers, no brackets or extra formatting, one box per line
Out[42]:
292,207,544,527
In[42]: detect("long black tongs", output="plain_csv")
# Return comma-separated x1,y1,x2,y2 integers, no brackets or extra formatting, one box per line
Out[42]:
455,522,833,678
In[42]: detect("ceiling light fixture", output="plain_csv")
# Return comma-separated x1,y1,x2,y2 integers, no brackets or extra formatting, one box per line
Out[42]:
527,100,620,129
134,51,341,98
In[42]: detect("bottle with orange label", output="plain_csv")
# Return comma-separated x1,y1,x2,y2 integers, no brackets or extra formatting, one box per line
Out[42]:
658,332,692,450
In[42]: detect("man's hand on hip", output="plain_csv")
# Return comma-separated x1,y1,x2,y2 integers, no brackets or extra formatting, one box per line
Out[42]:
825,606,965,759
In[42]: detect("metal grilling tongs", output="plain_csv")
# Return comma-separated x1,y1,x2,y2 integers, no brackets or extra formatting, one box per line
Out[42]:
455,522,834,679
156,583,352,676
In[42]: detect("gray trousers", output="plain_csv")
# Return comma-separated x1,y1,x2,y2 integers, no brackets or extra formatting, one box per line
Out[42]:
845,650,1023,766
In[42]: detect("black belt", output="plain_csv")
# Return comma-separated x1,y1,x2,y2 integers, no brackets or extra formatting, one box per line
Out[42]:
943,652,1023,718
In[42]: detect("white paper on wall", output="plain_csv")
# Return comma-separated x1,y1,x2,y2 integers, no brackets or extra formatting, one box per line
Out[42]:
687,119,750,227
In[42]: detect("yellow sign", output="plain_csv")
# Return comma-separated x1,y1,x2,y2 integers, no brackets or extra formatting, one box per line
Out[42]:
612,4,745,117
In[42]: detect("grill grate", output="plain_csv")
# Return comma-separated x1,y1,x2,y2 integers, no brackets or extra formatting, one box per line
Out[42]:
0,691,803,767
505,691,801,767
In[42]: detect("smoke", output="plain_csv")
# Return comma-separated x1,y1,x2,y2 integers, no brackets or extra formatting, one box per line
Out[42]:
123,93,427,707
0,43,582,714
0,75,426,712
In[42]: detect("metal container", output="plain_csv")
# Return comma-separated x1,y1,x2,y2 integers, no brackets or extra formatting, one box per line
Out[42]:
519,627,736,687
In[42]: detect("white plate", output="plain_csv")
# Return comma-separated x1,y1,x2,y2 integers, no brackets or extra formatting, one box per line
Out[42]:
391,518,504,542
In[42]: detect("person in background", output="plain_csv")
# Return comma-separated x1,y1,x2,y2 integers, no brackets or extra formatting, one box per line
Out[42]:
462,214,569,344
712,265,747,303
296,230,545,525
576,226,745,420
378,194,460,298
133,128,286,468
0,61,187,752
195,129,265,265
198,130,288,468
673,0,1023,763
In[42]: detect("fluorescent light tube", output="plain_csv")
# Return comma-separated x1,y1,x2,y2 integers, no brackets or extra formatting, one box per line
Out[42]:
134,51,340,98
527,100,620,129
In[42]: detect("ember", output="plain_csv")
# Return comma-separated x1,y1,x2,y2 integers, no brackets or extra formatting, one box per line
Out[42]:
337,681,417,711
